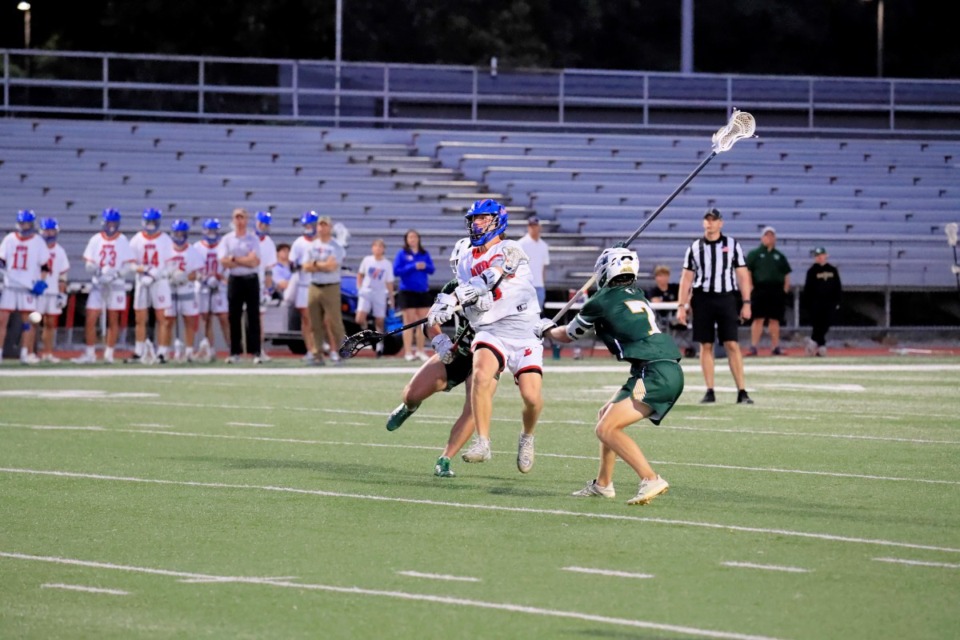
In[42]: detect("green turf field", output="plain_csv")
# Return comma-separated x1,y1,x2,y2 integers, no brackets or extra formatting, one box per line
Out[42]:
1,358,958,639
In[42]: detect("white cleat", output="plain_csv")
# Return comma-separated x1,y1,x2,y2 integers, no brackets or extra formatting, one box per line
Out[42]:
627,475,669,506
461,436,492,463
42,354,61,364
571,479,616,499
259,351,272,362
517,433,535,473
20,353,40,365
72,353,97,364
804,338,817,356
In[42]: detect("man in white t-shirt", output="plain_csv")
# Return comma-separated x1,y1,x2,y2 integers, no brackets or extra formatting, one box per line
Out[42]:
289,211,319,362
0,210,51,364
355,238,395,357
517,216,550,311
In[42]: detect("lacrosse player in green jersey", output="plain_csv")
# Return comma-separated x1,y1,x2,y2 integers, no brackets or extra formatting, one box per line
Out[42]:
536,246,684,506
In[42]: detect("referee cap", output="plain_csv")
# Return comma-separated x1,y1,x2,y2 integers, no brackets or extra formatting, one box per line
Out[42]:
703,208,722,220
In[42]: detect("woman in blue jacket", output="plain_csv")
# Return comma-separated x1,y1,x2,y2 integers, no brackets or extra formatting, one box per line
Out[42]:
393,229,435,361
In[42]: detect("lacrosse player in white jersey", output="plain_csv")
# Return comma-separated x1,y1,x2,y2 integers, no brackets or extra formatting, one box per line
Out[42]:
289,211,319,362
35,218,70,363
165,219,204,362
0,210,51,364
73,208,135,364
355,238,395,357
193,218,229,363
254,211,278,361
428,199,544,473
127,208,174,363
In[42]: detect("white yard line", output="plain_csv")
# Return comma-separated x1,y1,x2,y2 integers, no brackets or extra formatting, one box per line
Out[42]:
3,423,958,486
225,422,274,428
873,557,960,570
397,571,481,583
562,566,654,579
129,423,173,429
2,467,958,555
2,551,780,640
41,583,130,595
721,562,811,574
651,424,960,446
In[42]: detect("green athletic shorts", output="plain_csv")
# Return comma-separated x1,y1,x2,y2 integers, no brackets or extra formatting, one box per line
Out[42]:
612,359,684,425
443,352,474,391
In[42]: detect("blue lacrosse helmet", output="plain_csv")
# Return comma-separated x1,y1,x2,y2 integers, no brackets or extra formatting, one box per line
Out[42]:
101,208,121,235
40,217,59,244
171,219,190,246
16,209,37,236
142,207,162,232
300,210,319,237
255,211,272,238
202,218,221,243
464,199,508,247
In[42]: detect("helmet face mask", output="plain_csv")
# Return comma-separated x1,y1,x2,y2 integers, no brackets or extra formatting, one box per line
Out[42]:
142,208,162,233
256,211,272,237
594,247,640,289
464,199,508,247
449,237,472,274
300,211,319,238
16,209,37,237
202,218,221,243
171,219,190,246
40,217,59,245
101,208,121,236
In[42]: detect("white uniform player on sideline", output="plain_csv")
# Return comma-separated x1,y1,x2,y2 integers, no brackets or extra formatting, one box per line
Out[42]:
73,208,135,364
355,238,395,357
255,211,278,361
127,208,175,363
428,199,544,473
166,219,204,362
35,218,70,363
193,218,229,363
0,210,51,364
288,211,319,362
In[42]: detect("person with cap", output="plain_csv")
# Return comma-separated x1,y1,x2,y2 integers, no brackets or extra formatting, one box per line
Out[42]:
802,246,842,356
303,214,347,365
517,216,551,310
218,207,262,363
745,226,792,356
676,208,754,404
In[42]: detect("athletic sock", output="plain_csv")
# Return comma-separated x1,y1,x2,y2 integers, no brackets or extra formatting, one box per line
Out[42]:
103,347,112,360
157,346,168,357
135,341,145,357
87,346,97,358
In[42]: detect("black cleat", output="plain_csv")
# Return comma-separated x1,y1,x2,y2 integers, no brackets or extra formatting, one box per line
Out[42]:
700,389,716,403
736,389,754,404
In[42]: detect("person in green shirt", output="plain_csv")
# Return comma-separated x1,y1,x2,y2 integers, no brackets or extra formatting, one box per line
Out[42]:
745,226,792,355
535,246,684,506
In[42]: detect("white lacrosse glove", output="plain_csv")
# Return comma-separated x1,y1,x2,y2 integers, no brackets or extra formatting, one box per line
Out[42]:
98,266,118,285
171,269,188,286
431,333,455,364
455,282,484,306
56,292,68,310
474,292,494,312
533,318,557,340
139,266,157,287
205,276,220,290
427,292,457,326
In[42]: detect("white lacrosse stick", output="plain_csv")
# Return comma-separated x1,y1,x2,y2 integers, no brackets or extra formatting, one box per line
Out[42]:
552,110,756,322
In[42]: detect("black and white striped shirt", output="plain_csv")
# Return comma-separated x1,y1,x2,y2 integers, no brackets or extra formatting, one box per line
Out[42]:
682,234,746,294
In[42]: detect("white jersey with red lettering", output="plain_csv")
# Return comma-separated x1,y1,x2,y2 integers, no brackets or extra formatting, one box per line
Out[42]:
455,239,539,338
42,243,70,290
82,232,134,288
0,232,51,290
167,244,205,295
129,230,174,274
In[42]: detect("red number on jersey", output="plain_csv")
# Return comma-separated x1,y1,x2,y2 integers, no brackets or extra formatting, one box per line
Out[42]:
100,245,118,268
12,245,29,270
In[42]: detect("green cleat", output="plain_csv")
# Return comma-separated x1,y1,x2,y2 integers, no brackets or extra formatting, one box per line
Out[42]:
386,403,416,431
434,456,456,478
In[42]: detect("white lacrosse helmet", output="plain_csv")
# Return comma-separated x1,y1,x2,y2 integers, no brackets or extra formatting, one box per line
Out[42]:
594,247,640,288
449,237,472,274
333,222,351,248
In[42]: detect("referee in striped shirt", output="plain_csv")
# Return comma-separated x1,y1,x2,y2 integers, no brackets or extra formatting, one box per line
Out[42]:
676,208,754,404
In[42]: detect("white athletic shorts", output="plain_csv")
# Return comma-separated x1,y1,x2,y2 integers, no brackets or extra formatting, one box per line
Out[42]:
37,292,62,316
471,330,544,382
295,283,309,309
356,290,387,318
0,288,36,312
133,278,171,311
87,285,128,312
198,286,228,315
165,287,200,318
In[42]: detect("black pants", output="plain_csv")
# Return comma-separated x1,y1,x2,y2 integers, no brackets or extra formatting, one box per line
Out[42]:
810,304,835,347
227,274,261,356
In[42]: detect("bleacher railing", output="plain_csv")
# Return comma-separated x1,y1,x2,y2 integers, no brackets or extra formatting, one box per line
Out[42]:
4,49,960,137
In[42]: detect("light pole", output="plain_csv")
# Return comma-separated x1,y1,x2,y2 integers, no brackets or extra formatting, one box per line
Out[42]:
17,1,32,49
863,0,884,77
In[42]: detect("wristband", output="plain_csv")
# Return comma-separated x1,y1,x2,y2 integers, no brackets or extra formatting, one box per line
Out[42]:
743,300,751,304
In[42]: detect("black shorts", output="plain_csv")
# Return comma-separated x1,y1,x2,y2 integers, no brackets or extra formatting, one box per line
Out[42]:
691,292,740,344
752,282,786,321
397,290,433,310
443,352,474,391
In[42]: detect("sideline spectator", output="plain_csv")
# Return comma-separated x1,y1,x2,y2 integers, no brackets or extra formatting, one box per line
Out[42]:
675,208,754,404
218,207,262,363
289,212,320,362
0,210,50,364
803,246,842,357
273,243,292,298
518,216,550,311
393,229,435,361
745,226,791,356
645,264,694,358
303,215,346,366
355,238,395,358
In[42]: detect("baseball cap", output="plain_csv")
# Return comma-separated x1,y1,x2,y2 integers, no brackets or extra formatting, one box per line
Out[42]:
761,226,776,236
703,208,722,220
318,215,332,225
527,216,541,225
812,246,827,256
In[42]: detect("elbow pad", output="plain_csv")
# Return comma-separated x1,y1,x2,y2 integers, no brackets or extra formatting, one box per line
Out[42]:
565,315,594,341
469,267,501,291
